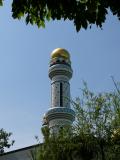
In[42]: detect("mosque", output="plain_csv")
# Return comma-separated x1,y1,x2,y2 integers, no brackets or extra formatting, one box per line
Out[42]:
0,48,75,160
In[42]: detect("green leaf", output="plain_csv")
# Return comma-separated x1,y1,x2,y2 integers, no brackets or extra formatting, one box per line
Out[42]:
0,0,3,6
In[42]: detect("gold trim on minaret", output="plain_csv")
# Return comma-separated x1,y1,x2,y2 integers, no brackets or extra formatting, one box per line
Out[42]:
51,48,70,60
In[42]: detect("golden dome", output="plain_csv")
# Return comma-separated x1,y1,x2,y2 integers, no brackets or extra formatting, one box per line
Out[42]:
51,48,70,60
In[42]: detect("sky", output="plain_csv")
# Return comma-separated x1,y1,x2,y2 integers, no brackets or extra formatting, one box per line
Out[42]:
0,1,120,151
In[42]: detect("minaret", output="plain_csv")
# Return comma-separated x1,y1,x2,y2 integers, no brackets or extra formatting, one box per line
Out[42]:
43,48,75,132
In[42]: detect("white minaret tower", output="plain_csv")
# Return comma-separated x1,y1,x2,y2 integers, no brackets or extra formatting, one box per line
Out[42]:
43,48,75,132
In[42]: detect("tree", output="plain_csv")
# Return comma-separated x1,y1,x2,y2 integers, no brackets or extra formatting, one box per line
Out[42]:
33,82,120,160
0,129,14,154
73,82,120,159
0,0,120,31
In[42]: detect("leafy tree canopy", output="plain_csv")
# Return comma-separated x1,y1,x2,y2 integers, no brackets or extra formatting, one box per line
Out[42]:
0,129,14,154
0,0,120,31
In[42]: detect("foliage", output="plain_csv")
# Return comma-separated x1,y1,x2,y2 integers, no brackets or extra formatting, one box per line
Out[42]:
32,82,120,160
0,0,3,6
73,82,120,159
0,128,14,154
0,0,119,31
10,0,120,31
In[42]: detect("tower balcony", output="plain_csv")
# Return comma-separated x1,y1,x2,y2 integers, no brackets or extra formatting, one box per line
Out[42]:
45,107,75,126
49,64,73,80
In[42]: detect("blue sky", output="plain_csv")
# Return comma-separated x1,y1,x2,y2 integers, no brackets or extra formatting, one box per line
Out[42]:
0,1,120,151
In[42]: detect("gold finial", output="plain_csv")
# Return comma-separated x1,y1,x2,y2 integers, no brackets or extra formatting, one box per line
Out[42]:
51,48,70,60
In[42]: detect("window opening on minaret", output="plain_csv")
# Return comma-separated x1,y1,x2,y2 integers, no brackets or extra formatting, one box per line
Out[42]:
60,82,63,107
